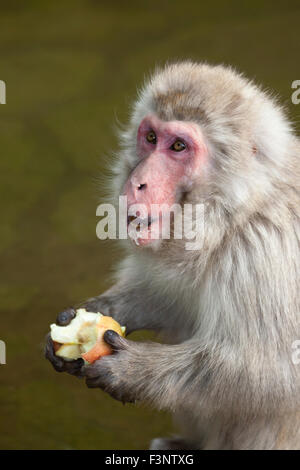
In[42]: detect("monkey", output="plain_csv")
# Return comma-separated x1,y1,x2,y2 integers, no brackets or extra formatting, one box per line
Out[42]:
46,62,300,450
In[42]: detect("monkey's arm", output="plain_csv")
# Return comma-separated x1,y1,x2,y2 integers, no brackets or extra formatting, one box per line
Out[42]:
80,281,170,335
45,280,179,376
83,332,210,406
84,330,295,415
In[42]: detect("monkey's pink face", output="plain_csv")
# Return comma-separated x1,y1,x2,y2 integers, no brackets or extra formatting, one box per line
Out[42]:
123,114,208,246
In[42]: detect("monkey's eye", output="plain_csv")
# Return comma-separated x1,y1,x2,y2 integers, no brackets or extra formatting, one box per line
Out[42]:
146,130,157,144
170,140,186,152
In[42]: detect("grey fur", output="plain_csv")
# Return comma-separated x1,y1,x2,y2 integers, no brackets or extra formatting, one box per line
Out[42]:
47,62,300,449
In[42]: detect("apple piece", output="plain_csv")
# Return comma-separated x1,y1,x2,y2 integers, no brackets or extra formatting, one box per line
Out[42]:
53,341,62,353
55,343,81,360
81,316,126,363
50,310,102,344
50,308,126,363
95,315,125,336
81,327,111,362
78,324,99,354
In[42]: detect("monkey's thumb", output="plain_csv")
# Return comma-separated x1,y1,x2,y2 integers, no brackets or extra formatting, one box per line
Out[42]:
103,330,126,351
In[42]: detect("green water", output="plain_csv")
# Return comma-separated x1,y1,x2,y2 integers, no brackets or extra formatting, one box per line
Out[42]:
0,0,299,449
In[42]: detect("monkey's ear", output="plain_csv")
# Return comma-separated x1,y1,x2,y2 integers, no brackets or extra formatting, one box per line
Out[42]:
103,330,127,351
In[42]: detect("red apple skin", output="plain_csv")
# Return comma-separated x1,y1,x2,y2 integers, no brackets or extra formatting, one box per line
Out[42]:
81,327,112,363
53,315,125,364
81,317,125,363
53,341,62,353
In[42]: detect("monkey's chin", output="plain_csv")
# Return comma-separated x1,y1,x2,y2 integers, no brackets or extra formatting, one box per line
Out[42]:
132,236,163,252
134,236,158,247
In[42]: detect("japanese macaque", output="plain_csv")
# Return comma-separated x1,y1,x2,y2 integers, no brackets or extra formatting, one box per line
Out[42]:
46,62,300,450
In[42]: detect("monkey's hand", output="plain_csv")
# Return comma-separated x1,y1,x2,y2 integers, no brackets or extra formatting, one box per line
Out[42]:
45,308,85,377
83,330,141,403
83,336,205,410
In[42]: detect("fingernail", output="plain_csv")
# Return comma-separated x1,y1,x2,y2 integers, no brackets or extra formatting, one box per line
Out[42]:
104,329,116,341
56,308,75,326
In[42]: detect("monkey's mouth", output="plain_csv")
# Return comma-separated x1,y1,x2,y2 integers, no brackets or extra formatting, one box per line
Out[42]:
127,214,159,245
